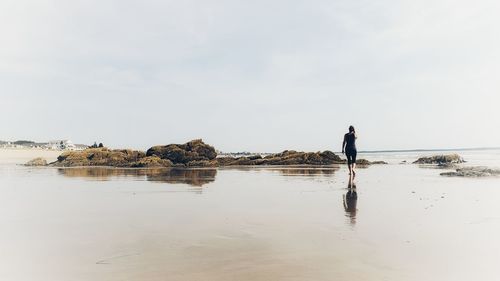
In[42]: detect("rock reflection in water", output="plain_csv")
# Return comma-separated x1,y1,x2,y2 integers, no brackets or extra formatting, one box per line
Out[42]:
221,166,339,177
146,169,217,187
57,168,217,187
274,167,339,177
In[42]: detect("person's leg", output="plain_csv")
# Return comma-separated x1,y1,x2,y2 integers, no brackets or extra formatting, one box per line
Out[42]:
347,153,353,175
352,151,357,176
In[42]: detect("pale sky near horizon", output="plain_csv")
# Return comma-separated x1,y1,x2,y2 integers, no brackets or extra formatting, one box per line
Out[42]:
1,0,499,152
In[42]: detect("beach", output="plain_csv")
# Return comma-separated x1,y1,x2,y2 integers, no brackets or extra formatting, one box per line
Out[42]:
0,149,61,166
1,149,500,281
4,0,499,279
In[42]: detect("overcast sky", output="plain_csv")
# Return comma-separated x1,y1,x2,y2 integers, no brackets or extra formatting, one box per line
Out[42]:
1,0,499,152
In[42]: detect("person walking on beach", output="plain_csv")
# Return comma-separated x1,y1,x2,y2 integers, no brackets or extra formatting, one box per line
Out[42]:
342,125,357,176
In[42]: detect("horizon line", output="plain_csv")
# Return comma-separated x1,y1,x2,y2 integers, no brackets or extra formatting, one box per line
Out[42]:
357,146,500,153
221,146,500,154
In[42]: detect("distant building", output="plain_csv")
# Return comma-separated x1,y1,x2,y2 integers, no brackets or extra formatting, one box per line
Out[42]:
47,140,82,151
0,139,87,150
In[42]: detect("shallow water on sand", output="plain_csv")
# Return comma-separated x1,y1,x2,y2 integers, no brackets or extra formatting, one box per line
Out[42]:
1,150,500,281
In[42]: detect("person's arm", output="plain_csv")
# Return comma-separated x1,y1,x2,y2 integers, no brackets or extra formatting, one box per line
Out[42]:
342,135,346,154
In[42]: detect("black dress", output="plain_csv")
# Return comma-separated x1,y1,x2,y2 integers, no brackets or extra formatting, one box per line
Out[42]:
345,133,357,165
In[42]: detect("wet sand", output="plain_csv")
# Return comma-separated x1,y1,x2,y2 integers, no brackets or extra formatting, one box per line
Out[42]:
1,151,500,280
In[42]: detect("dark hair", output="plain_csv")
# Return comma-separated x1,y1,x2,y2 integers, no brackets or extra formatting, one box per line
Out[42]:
349,125,355,132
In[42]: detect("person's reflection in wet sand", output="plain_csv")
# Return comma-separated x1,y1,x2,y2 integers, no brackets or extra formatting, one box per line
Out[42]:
343,176,358,225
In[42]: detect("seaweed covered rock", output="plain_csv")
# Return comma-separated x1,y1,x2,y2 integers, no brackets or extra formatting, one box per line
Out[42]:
146,145,190,163
355,159,371,165
413,154,465,165
146,139,217,164
186,160,218,167
25,157,48,166
217,150,343,166
52,148,148,167
216,156,239,166
356,159,388,165
130,156,173,168
440,167,500,177
263,150,343,165
52,140,217,168
370,160,388,164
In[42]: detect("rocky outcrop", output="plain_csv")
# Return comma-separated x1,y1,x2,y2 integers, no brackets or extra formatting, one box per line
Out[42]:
217,151,387,166
51,148,164,168
25,157,48,166
51,139,216,168
413,154,465,165
355,159,388,165
186,160,219,167
440,167,500,177
370,161,388,165
146,139,217,165
217,150,343,166
130,156,173,168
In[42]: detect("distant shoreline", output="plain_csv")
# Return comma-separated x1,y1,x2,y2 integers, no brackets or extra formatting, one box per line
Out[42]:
0,147,64,151
358,147,500,154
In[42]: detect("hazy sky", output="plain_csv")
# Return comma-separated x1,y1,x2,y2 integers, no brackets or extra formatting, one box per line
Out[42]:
1,0,499,152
